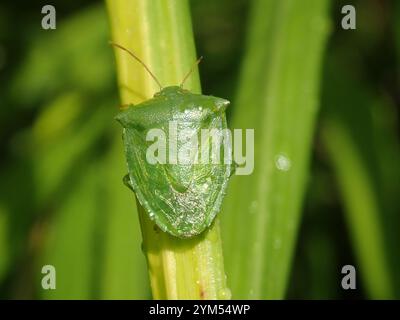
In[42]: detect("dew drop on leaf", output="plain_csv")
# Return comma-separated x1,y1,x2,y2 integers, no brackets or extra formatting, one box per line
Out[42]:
275,154,291,172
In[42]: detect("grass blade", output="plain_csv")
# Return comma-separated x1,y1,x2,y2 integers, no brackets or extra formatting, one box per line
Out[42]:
221,0,331,299
321,58,397,299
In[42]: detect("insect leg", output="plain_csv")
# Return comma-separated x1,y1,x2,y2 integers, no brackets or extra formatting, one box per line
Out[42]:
123,174,134,192
230,162,238,177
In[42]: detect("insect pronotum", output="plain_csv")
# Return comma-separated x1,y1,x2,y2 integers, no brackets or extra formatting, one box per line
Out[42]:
112,42,232,238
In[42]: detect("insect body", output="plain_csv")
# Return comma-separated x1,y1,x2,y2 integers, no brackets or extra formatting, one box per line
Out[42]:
112,43,232,238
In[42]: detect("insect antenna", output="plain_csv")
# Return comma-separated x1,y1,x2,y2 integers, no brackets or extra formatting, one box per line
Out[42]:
180,56,203,88
109,42,163,91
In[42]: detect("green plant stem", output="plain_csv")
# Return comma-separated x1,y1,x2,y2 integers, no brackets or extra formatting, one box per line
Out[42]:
106,0,229,299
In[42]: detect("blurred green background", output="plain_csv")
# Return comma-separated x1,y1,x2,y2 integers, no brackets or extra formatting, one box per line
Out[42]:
0,0,399,299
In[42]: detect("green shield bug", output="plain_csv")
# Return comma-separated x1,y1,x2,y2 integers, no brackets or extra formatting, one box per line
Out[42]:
112,43,232,238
